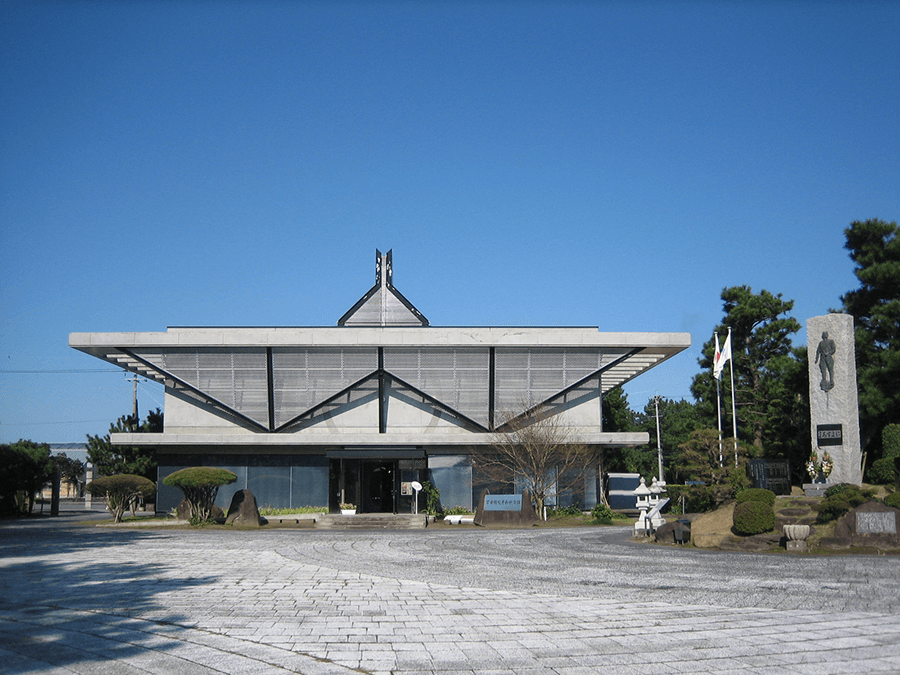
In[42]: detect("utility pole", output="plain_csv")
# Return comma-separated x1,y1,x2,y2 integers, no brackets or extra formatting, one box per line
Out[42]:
125,372,142,429
653,395,664,482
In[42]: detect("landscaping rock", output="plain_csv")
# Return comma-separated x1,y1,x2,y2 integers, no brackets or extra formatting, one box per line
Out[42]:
176,499,223,521
820,501,900,550
654,520,690,544
225,489,264,527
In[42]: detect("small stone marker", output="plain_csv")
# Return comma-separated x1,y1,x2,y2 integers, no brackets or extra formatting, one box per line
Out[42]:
856,511,896,535
825,502,900,549
474,489,537,527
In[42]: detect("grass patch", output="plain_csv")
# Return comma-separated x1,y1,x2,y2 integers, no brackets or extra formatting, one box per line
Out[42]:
258,506,327,516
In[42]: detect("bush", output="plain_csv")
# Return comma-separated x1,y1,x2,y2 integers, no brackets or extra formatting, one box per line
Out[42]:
883,491,900,510
732,500,775,536
162,467,237,523
815,483,874,524
590,503,616,524
551,504,583,517
421,481,441,516
86,474,156,523
867,457,897,485
735,488,776,507
883,424,900,460
0,441,53,515
666,484,717,514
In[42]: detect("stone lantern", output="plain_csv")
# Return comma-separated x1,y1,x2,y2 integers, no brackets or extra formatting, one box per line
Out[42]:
649,477,662,508
633,477,652,536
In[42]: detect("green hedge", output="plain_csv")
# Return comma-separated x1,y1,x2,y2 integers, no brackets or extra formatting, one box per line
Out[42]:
868,457,898,485
883,491,900,510
816,483,874,523
735,488,776,506
732,500,775,536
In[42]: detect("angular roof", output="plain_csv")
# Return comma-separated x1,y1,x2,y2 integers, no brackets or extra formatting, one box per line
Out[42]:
70,326,690,435
338,249,428,326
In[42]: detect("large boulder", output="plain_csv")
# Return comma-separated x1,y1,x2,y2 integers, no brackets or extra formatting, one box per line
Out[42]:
655,519,691,544
225,489,265,527
821,501,900,550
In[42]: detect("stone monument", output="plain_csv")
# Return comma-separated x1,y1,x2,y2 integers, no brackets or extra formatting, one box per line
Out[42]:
807,314,863,485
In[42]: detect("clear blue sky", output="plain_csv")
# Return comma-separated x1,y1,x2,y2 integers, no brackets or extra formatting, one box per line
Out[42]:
1,1,898,444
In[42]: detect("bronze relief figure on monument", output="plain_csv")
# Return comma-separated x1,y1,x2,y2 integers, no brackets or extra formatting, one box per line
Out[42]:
815,331,836,392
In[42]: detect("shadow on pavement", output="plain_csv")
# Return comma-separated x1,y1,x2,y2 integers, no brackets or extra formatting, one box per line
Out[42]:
0,514,218,672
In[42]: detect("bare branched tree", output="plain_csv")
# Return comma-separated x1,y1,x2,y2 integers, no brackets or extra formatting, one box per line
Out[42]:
472,406,597,518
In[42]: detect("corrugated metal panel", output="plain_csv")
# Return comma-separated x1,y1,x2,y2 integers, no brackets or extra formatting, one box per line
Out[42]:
494,348,604,412
384,347,490,427
135,348,269,427
272,348,378,428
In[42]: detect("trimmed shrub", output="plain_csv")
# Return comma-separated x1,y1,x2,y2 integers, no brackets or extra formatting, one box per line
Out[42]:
867,457,898,485
86,474,156,523
732,501,775,536
552,504,583,517
883,491,900,510
824,483,854,498
590,503,616,524
162,467,237,523
815,483,874,524
735,488,776,507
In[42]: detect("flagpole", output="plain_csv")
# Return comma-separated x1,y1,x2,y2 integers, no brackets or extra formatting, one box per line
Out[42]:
728,328,738,466
714,332,723,467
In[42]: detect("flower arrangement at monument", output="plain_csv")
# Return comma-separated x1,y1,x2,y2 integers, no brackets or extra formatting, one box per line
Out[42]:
807,452,833,482
807,453,819,480
820,452,834,478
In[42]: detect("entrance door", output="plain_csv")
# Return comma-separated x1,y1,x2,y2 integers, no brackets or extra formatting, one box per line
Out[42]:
362,460,395,513
329,459,398,513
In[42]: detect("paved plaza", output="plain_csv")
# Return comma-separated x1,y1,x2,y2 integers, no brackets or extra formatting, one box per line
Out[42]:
1,506,899,675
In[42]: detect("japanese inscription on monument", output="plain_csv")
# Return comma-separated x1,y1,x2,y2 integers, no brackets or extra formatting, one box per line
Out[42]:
856,511,897,535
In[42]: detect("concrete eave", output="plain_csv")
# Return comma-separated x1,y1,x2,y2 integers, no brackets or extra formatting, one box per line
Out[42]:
110,431,650,448
70,326,691,350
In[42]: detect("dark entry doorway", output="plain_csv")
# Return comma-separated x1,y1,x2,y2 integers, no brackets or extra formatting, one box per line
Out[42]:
362,460,395,513
330,458,397,513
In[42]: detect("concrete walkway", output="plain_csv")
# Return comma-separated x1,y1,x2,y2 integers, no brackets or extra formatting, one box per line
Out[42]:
1,507,899,674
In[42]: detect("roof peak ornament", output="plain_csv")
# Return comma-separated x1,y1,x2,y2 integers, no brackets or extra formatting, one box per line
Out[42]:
338,249,429,327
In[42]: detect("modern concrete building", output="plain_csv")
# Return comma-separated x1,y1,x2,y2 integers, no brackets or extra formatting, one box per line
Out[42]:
70,250,690,514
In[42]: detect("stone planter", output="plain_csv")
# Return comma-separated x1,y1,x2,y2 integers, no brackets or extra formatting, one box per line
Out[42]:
341,509,356,516
784,524,810,551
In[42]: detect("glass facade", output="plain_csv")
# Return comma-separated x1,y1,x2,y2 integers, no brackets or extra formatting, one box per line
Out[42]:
157,454,328,514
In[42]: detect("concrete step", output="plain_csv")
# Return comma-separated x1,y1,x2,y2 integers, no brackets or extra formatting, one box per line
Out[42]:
317,513,428,530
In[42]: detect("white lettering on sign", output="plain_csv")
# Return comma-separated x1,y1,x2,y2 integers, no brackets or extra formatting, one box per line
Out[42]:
484,495,523,511
856,512,897,535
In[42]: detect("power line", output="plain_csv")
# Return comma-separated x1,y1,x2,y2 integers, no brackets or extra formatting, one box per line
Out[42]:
4,419,114,426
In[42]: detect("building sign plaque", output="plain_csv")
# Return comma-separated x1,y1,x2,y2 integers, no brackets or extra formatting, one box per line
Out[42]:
856,511,897,534
816,424,843,447
484,495,523,511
